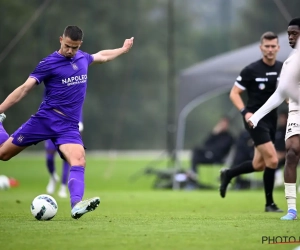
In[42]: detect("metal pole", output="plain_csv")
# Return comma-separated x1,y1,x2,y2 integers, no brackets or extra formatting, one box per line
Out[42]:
176,85,231,165
166,0,176,166
173,85,231,190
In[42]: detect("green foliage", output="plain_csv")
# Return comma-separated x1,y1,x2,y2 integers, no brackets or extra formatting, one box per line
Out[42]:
233,0,300,47
0,0,297,149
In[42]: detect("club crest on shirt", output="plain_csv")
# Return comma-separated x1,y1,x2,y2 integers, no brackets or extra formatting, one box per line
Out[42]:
17,135,24,143
258,83,265,90
71,63,78,70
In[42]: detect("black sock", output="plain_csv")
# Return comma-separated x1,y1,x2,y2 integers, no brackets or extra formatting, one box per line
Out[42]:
228,161,255,179
263,167,275,206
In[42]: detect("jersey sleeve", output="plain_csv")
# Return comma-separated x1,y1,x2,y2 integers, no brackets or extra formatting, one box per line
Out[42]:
234,67,252,90
82,52,94,65
29,60,52,85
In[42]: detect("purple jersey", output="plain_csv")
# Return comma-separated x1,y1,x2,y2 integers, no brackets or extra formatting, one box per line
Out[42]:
30,50,93,122
42,89,84,123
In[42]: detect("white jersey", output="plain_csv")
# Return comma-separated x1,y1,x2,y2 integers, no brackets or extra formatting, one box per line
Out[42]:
248,49,299,128
286,51,300,111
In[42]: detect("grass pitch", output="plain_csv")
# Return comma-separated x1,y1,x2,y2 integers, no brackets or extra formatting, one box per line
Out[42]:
0,156,299,250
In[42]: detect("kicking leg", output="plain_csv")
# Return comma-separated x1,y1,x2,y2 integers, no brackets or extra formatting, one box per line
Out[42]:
1,113,55,161
0,114,9,146
0,137,27,161
59,143,100,219
281,135,299,220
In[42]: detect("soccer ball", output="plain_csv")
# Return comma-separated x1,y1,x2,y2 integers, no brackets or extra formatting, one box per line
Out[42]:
0,175,10,190
31,194,58,221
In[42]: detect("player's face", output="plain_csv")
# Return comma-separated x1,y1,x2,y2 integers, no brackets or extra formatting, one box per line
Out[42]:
59,36,82,58
287,25,300,49
260,39,280,61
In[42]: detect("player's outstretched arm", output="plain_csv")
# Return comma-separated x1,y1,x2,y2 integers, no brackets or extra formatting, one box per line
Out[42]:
248,90,285,128
248,46,300,128
0,77,36,113
91,37,134,65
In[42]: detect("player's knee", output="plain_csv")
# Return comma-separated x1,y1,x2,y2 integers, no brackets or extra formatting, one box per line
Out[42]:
267,157,278,169
254,165,265,171
286,147,300,164
253,161,265,171
69,154,86,167
78,158,86,167
0,151,12,161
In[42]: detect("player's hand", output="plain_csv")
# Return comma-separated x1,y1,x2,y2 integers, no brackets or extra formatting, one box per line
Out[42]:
247,119,254,129
244,113,254,128
122,37,134,53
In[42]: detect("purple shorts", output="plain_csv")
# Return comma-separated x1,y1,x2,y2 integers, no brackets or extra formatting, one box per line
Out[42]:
11,109,83,158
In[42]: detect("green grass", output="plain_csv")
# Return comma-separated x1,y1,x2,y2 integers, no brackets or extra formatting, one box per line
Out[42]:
0,156,299,250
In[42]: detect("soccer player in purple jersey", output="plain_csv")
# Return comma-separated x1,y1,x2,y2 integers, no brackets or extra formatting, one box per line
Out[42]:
0,26,134,219
45,109,84,198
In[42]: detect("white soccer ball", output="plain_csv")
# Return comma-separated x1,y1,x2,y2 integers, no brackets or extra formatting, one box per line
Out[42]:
0,175,10,190
31,194,58,221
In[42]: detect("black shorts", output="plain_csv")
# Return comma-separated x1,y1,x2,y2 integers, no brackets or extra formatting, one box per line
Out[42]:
243,119,276,147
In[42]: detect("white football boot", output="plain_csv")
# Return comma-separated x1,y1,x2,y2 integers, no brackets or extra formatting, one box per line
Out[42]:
0,113,6,123
71,197,100,219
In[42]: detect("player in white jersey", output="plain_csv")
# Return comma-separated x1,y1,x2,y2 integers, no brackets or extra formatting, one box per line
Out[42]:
248,18,300,220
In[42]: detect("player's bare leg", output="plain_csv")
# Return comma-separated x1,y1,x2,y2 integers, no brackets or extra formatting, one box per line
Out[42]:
0,114,27,160
281,135,299,220
0,137,28,161
256,142,282,212
59,143,100,219
220,147,265,197
0,113,9,147
220,142,282,212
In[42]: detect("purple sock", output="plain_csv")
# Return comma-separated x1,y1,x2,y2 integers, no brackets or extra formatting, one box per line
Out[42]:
61,160,70,185
0,123,9,145
68,166,85,208
46,153,55,175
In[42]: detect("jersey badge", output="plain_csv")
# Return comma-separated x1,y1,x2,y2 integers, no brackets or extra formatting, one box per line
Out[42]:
258,83,265,90
71,63,78,70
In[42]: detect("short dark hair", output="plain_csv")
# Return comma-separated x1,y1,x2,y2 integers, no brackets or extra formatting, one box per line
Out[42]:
260,31,278,43
63,26,84,41
288,17,300,28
